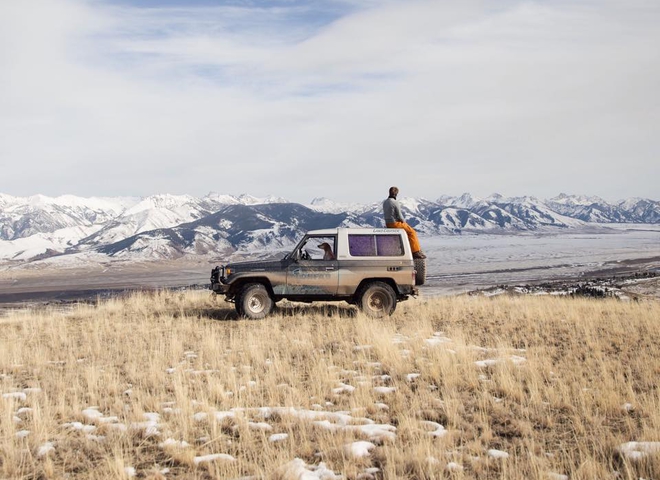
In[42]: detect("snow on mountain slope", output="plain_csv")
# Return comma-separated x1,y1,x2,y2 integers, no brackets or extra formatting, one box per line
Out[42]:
545,194,614,222
548,193,608,206
446,193,484,209
204,192,288,206
0,194,138,241
0,225,103,261
617,198,660,223
308,197,372,214
78,194,215,247
428,207,498,231
494,196,584,228
97,203,343,261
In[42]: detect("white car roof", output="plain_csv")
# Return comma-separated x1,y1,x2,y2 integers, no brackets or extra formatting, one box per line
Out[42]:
306,227,402,236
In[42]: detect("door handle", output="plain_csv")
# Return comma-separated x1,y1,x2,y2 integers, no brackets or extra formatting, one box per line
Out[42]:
325,267,335,271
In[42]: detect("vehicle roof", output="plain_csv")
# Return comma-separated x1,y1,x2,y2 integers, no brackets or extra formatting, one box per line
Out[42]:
306,227,404,236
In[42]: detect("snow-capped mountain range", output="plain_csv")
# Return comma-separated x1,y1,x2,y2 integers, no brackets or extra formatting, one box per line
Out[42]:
0,192,658,265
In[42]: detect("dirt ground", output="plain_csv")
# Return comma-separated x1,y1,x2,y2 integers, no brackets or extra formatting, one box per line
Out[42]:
0,255,658,309
0,259,212,308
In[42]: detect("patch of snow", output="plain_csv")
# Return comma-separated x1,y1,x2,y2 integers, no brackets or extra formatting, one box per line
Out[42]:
269,433,289,442
63,422,97,433
159,438,191,449
15,430,30,438
475,359,498,368
373,386,396,394
354,345,372,351
37,442,55,457
487,449,509,459
351,423,396,442
193,412,208,422
617,441,660,460
235,422,272,432
193,453,236,465
214,411,236,422
82,407,104,420
105,423,128,432
333,383,355,394
483,288,506,297
131,412,161,437
446,462,463,471
99,416,119,424
3,392,27,401
345,441,376,458
546,473,568,480
276,458,342,480
475,355,526,368
421,421,447,438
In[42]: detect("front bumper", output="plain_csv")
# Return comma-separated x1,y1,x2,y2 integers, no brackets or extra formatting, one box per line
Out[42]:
210,266,229,294
211,282,229,294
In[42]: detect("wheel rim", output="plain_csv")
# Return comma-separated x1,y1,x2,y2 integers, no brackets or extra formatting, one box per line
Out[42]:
247,294,266,314
367,291,387,312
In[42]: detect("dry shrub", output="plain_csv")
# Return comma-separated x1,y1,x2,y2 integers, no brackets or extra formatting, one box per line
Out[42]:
0,291,659,479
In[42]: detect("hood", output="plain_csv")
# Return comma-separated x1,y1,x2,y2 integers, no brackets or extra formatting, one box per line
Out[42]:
225,258,288,272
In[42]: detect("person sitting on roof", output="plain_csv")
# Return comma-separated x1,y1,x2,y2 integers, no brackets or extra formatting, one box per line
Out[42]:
382,186,426,259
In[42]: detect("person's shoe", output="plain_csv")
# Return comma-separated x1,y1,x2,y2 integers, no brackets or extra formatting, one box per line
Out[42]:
413,251,426,259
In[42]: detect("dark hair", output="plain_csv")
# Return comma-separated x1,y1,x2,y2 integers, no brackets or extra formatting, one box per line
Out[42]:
388,186,399,197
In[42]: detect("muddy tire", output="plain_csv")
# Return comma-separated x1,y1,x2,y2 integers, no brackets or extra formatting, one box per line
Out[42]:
357,281,396,318
414,258,426,286
236,283,273,320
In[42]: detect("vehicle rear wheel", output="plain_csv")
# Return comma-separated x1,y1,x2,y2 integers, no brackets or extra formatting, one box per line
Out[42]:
414,258,426,285
358,281,396,318
236,283,273,320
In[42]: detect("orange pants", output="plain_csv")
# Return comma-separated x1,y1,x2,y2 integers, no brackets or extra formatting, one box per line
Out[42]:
386,222,421,253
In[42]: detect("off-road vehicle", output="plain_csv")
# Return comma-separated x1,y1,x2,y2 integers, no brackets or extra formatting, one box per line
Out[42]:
210,227,425,319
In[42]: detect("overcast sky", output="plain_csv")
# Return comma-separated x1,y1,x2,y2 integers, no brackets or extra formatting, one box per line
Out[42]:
1,0,658,204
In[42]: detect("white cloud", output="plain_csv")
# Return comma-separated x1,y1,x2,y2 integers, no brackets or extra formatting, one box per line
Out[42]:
0,0,658,203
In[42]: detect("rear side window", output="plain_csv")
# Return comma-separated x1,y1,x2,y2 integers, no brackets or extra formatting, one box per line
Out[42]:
376,235,404,256
348,234,404,257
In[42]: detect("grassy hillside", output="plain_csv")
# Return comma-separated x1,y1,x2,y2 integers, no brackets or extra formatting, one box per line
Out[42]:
1,292,659,479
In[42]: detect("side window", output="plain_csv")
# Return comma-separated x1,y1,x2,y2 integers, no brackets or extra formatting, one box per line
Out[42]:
348,235,376,256
376,235,404,256
300,236,336,260
349,234,404,257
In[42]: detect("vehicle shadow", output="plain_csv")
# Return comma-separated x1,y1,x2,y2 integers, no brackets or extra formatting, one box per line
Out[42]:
194,302,358,321
193,306,239,321
274,302,358,318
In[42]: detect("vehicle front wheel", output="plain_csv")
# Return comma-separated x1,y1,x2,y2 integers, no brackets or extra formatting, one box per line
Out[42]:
357,281,396,318
236,283,274,320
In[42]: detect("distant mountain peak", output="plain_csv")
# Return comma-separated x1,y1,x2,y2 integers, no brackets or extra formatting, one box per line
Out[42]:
548,193,607,206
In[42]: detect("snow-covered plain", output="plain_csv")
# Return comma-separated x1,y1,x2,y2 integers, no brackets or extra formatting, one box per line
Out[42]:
421,225,660,294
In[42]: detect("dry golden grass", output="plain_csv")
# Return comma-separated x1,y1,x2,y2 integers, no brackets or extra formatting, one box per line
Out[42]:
1,291,659,479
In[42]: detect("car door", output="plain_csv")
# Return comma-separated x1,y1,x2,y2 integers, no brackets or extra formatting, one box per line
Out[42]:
285,235,339,296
